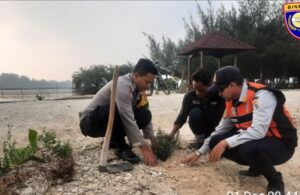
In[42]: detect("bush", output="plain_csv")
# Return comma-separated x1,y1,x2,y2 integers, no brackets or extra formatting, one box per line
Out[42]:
38,131,72,158
0,129,37,176
164,78,177,91
38,131,57,149
35,94,44,101
0,129,72,176
52,141,72,158
151,129,180,161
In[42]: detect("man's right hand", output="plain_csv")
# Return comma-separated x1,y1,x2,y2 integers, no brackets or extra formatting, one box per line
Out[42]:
168,131,175,139
168,125,179,139
181,152,201,165
139,144,157,166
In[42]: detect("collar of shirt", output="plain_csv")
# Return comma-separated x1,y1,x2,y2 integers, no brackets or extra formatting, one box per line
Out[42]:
128,73,136,88
237,82,248,103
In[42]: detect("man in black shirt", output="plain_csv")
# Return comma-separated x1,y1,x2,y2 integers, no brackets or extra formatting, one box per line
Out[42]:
169,68,225,149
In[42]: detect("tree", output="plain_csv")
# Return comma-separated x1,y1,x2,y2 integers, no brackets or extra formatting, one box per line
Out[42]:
72,63,134,95
143,33,181,78
144,0,300,88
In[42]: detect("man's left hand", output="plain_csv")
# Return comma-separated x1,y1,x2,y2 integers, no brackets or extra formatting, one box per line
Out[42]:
208,140,228,162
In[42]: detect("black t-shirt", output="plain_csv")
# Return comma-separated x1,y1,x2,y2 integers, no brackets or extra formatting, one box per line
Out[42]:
174,90,225,129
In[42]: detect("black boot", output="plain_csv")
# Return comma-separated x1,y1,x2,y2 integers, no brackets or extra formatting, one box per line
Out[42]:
239,166,261,177
114,144,140,164
267,172,285,195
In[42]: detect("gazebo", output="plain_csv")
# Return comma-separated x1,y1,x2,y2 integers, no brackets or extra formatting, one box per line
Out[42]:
178,32,255,83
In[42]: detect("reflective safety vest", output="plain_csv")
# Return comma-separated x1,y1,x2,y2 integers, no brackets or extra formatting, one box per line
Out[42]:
225,82,297,148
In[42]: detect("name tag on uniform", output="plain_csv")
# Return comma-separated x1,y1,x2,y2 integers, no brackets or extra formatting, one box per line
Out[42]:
192,100,201,105
211,101,217,105
231,107,237,115
231,118,238,123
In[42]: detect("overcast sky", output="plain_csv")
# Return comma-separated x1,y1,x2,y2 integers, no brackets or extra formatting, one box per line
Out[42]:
0,1,237,81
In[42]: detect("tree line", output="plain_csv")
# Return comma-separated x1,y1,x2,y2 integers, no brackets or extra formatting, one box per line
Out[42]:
144,0,300,89
73,0,300,94
0,73,72,89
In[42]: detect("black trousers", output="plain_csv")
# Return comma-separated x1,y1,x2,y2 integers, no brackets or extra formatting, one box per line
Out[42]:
209,129,295,182
79,105,152,148
188,108,215,138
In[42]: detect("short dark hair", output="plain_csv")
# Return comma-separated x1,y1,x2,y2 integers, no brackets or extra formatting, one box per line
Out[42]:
191,68,212,85
133,58,158,76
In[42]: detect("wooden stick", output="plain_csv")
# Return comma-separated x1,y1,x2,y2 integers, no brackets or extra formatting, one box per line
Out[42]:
99,66,119,167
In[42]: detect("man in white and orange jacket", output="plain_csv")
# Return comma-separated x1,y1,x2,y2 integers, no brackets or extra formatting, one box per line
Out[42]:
183,66,297,195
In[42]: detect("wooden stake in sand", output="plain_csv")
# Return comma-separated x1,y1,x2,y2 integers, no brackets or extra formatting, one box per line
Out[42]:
99,66,119,168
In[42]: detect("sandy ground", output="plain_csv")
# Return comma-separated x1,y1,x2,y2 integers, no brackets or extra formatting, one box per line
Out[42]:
0,91,299,194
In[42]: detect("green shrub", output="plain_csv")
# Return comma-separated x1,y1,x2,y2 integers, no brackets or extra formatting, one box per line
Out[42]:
38,131,72,158
164,78,177,91
35,94,44,101
52,141,72,158
0,129,36,176
151,129,180,161
38,131,57,149
0,129,72,177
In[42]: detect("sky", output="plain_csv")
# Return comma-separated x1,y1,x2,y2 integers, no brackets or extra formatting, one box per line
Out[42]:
0,1,237,81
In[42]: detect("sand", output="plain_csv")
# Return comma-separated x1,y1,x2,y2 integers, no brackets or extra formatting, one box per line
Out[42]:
0,91,299,194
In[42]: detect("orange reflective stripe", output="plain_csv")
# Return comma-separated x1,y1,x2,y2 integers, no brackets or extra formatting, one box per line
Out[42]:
233,121,252,130
268,121,282,139
266,131,273,137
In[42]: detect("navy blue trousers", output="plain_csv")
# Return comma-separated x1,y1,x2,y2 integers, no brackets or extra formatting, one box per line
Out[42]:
188,108,215,138
80,105,151,148
209,129,295,181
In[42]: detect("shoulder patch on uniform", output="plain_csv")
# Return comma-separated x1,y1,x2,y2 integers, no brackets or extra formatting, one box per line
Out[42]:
253,98,259,109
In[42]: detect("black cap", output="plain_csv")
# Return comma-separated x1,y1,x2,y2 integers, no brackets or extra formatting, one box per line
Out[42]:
207,66,243,93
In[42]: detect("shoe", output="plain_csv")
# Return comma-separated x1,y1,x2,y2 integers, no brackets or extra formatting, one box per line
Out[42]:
114,146,140,164
267,172,285,195
187,135,205,149
239,167,261,177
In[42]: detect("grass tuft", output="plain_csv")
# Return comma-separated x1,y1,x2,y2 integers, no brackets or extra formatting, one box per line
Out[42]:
151,129,180,161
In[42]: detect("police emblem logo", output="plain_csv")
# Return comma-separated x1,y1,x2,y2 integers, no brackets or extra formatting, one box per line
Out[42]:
283,2,300,40
231,107,236,115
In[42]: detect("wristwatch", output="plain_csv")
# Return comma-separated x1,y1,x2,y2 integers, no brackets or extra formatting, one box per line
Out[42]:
195,150,201,156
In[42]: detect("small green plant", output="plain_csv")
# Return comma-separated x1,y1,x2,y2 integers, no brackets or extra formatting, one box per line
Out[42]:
0,129,72,177
0,129,37,176
38,131,72,158
0,152,10,176
52,141,72,158
38,131,57,149
151,129,180,161
35,94,44,101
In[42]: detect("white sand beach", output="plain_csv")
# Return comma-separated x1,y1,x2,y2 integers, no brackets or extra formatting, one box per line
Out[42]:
0,91,299,194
